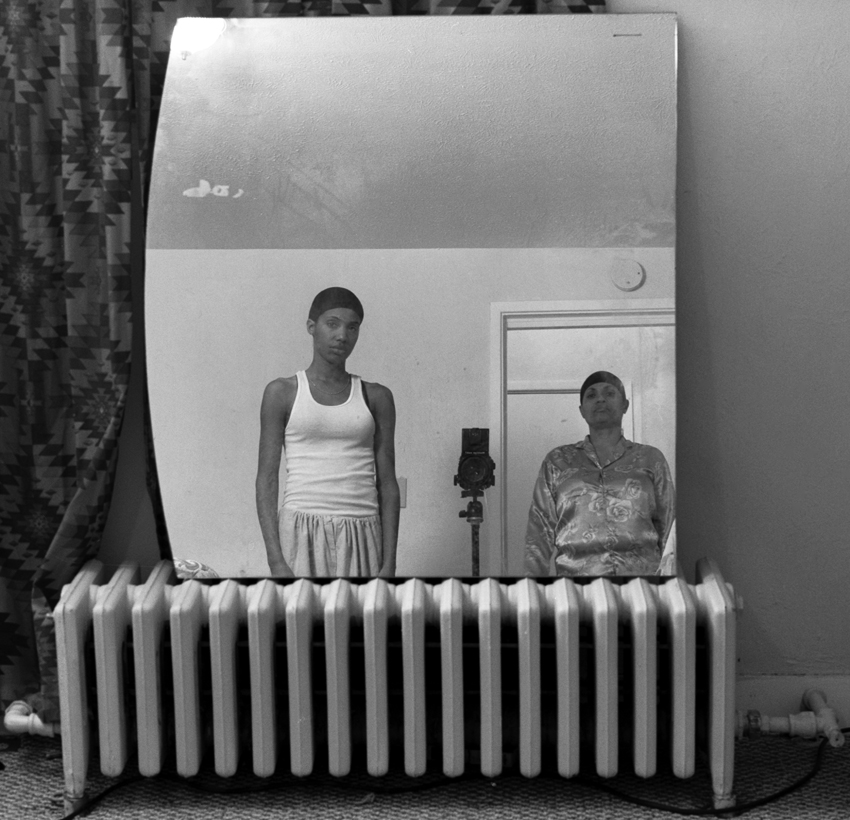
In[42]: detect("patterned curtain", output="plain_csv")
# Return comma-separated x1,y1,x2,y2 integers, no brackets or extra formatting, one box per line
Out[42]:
0,0,605,724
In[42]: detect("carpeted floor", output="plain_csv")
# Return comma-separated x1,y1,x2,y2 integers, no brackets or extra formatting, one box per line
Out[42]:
1,732,848,820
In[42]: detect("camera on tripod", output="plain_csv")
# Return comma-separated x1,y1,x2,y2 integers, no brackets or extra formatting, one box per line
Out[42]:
454,427,495,494
454,428,495,576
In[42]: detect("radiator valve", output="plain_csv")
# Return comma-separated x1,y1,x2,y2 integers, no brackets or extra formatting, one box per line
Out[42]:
736,689,844,747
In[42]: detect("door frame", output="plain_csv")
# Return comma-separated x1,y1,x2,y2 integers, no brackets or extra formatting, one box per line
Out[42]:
488,298,675,575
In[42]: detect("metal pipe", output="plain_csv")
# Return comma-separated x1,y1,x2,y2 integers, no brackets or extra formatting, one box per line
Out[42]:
3,701,60,737
736,689,845,748
802,688,845,747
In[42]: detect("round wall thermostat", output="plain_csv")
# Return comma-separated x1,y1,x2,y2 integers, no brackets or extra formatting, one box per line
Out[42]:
609,259,646,292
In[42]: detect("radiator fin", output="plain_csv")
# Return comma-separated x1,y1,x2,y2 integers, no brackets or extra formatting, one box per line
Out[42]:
696,558,737,807
621,577,657,778
286,579,315,776
209,579,241,776
247,579,279,777
589,578,619,777
401,578,427,776
439,578,465,776
363,579,390,775
477,578,502,777
131,560,175,776
325,579,352,776
551,579,581,777
170,580,207,776
661,576,697,778
516,578,542,776
56,560,108,804
93,563,139,776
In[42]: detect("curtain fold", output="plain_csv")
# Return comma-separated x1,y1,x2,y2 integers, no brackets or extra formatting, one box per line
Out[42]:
1,0,135,719
0,0,605,723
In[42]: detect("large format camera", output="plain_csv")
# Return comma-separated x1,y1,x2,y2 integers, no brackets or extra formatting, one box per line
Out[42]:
454,428,496,494
454,428,495,576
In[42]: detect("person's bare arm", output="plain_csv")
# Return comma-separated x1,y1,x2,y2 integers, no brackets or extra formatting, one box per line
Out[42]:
256,378,295,576
367,382,400,577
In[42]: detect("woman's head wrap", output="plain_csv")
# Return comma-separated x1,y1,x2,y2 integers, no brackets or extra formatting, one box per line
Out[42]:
308,287,364,323
580,371,626,403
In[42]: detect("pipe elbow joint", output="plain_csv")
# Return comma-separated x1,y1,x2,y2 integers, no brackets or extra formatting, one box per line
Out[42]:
3,701,60,738
802,689,845,748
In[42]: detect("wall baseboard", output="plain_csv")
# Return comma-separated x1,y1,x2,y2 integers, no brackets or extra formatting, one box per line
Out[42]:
737,675,849,726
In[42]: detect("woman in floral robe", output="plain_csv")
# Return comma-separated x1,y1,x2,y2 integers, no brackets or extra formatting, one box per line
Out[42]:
524,371,676,577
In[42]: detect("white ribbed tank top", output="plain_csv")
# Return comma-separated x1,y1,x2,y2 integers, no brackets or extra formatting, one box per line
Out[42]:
282,370,378,517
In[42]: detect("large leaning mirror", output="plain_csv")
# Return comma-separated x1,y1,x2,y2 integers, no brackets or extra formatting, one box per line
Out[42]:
146,15,677,578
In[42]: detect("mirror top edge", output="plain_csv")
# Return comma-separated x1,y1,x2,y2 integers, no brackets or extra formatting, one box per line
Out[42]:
189,13,678,27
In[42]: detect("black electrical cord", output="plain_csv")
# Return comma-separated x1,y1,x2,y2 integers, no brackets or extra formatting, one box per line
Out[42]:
551,732,840,817
61,729,850,820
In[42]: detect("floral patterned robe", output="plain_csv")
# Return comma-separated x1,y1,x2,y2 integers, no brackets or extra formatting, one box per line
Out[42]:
524,436,675,576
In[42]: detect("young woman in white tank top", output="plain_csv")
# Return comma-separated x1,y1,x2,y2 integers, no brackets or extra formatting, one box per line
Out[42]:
256,288,400,578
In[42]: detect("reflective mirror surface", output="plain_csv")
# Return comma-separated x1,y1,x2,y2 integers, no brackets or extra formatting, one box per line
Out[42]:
146,15,677,577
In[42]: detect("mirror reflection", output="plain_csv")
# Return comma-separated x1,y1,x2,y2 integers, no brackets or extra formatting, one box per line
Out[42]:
146,16,677,578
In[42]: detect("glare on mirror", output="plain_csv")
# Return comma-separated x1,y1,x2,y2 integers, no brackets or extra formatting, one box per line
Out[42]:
146,15,678,580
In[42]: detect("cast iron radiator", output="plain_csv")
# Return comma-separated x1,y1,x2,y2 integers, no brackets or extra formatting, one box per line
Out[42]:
55,559,737,810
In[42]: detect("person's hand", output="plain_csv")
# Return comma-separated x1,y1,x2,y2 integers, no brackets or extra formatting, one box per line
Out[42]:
657,552,677,576
268,559,295,578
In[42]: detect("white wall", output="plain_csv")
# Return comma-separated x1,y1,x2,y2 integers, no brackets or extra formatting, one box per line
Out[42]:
146,247,673,577
606,0,850,716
